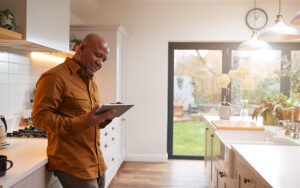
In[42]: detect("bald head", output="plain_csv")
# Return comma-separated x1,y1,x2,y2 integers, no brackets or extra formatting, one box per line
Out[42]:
73,33,109,77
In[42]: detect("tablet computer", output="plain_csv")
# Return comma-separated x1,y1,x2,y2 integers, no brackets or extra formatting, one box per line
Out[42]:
95,104,134,117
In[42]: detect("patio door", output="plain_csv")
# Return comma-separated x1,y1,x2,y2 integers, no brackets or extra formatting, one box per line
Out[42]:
168,43,231,159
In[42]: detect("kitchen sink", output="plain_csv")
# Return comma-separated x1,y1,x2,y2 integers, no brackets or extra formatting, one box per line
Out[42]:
216,130,299,148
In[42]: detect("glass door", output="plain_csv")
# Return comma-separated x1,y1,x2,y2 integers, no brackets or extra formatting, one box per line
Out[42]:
168,42,229,159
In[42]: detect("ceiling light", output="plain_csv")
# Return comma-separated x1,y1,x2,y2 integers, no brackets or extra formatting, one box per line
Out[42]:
291,11,300,25
258,0,300,41
239,31,271,50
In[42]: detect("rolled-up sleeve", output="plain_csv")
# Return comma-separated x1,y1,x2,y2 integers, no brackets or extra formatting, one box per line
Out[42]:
32,73,86,134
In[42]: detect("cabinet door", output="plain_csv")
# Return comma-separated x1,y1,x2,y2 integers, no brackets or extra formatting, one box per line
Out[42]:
205,125,215,183
236,166,255,188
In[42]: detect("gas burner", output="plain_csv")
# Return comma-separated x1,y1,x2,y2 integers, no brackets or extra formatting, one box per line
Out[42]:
7,126,47,138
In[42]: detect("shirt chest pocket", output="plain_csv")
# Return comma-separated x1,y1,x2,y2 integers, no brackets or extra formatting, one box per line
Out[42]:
62,91,91,114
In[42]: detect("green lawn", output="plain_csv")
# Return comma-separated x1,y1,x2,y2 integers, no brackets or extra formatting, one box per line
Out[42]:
173,121,205,156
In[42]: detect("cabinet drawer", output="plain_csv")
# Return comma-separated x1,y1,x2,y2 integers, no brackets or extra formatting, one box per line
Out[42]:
11,165,62,188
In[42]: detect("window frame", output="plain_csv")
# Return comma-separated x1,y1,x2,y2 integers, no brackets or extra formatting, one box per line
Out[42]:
168,42,300,159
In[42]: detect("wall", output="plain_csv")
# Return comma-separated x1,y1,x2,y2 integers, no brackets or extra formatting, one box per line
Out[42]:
0,49,61,131
70,0,300,161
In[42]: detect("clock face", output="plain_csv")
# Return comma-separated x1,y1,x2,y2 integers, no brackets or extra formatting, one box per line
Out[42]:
246,8,268,30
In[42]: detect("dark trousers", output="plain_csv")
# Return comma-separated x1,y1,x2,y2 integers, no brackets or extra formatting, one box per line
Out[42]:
54,170,105,188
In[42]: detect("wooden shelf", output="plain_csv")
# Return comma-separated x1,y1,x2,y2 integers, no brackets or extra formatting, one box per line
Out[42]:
0,27,24,40
0,27,60,53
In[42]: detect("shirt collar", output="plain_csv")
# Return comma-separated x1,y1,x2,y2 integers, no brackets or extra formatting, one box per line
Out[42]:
65,57,95,80
66,57,81,74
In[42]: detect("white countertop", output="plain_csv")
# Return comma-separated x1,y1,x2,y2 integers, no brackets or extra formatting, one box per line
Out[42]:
232,144,300,188
0,138,47,188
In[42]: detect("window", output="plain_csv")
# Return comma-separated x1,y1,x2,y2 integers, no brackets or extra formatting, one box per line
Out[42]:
168,42,300,159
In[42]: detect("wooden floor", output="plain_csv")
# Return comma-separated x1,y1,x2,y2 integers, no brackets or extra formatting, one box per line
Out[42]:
109,160,209,188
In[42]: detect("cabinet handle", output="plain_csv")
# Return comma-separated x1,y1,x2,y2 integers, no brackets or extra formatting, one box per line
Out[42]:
112,158,114,161
206,127,208,131
244,178,251,184
112,126,115,130
210,134,214,137
104,144,108,148
121,118,126,121
219,171,225,178
104,132,108,136
112,137,115,141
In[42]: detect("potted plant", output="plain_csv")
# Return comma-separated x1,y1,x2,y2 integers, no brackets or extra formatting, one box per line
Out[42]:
0,9,18,31
70,38,82,51
252,93,287,125
173,94,186,117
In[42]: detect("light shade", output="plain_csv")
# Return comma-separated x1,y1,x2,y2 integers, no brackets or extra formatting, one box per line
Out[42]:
291,11,300,25
238,31,271,50
259,15,300,41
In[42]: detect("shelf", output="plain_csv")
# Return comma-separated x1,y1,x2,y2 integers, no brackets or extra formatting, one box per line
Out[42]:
0,27,60,53
0,27,24,40
0,40,59,53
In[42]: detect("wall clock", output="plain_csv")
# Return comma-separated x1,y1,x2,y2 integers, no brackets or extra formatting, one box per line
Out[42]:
246,8,268,30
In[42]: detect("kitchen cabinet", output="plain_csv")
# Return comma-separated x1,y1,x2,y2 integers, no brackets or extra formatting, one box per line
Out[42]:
0,0,70,52
10,165,61,188
205,120,236,188
70,24,129,188
204,124,215,186
234,155,270,188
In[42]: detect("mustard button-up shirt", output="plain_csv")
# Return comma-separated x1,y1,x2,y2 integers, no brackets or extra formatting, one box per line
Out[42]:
33,57,109,179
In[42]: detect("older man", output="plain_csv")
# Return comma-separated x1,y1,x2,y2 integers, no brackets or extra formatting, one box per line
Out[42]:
33,33,115,188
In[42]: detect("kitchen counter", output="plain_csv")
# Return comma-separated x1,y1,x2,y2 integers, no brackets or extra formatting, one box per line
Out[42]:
0,138,48,188
232,144,300,188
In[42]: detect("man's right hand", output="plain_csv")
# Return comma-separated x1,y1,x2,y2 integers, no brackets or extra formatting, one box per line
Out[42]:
86,105,115,127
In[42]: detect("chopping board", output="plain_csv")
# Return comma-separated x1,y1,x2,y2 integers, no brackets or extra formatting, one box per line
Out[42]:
211,120,264,131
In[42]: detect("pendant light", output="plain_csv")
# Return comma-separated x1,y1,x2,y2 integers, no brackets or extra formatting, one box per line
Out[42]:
238,0,271,50
291,11,300,25
238,30,271,50
259,0,300,41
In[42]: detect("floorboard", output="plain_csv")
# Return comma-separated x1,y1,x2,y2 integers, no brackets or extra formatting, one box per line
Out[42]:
109,159,209,188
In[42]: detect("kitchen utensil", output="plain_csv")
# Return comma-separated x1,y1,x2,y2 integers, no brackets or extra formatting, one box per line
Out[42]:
0,155,13,177
0,115,8,147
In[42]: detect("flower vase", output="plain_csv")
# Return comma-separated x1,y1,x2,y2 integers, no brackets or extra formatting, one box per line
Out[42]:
240,99,248,120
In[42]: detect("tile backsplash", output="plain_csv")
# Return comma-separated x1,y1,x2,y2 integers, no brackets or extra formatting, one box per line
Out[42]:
0,50,62,128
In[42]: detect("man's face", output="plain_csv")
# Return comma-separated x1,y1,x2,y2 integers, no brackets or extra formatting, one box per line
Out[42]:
81,42,109,77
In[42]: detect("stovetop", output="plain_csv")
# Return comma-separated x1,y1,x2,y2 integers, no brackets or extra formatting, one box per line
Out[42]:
7,126,47,138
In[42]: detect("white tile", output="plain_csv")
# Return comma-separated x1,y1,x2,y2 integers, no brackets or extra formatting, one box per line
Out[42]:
0,107,9,117
9,63,30,74
8,85,17,96
0,62,8,73
22,75,31,85
8,63,18,74
8,95,17,106
0,85,8,96
0,73,8,85
9,105,25,116
0,52,8,62
8,53,30,64
8,74,17,85
0,95,8,108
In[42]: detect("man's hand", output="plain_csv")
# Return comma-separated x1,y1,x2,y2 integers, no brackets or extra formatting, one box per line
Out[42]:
86,105,115,127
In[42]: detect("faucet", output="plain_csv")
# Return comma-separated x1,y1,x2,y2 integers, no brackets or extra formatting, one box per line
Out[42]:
285,107,299,139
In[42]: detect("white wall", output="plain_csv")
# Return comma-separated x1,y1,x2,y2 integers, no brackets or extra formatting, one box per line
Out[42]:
0,49,61,131
70,0,300,161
